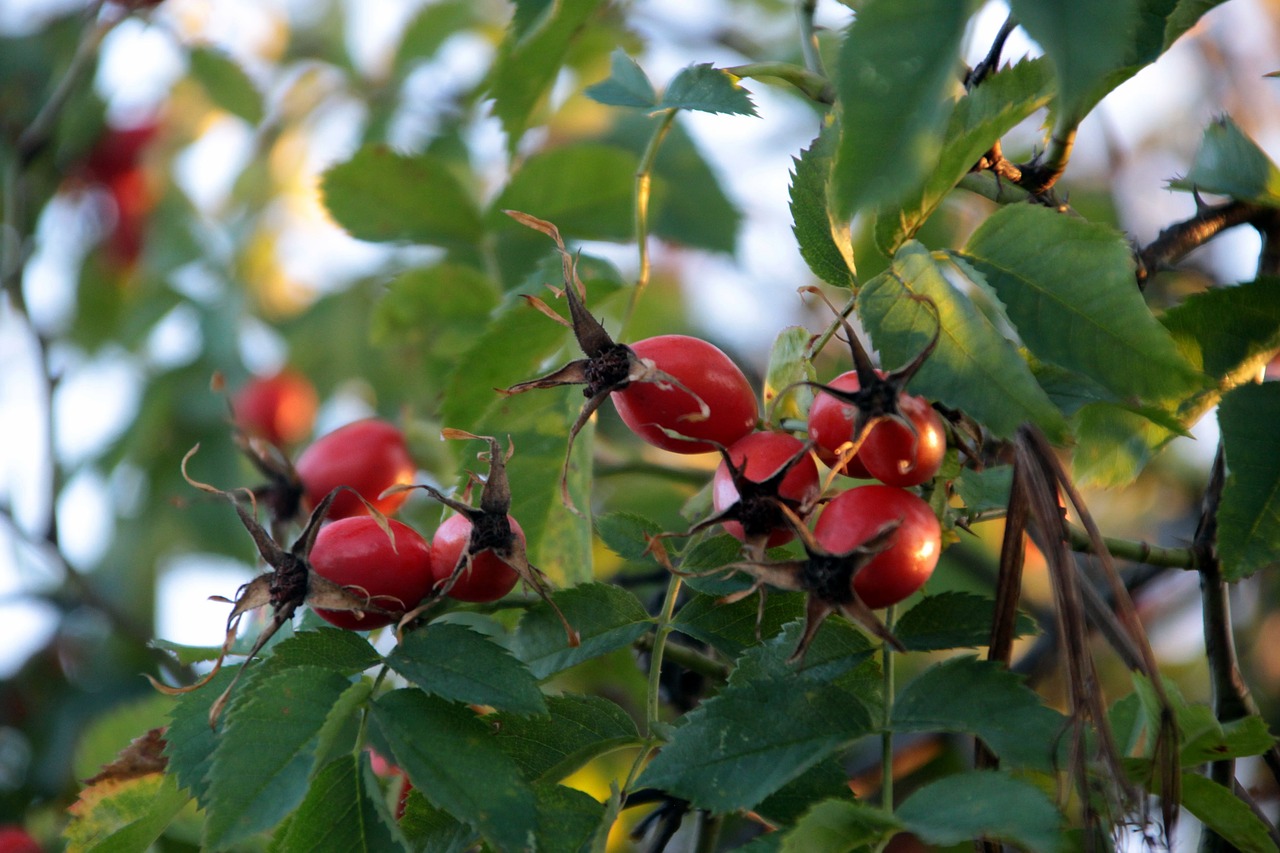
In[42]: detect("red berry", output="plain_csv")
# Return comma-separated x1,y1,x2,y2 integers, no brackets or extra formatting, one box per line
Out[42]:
0,826,40,853
859,394,946,488
430,513,522,603
711,431,820,548
232,369,319,446
611,335,757,454
813,485,941,609
309,517,434,630
807,370,873,478
295,419,416,520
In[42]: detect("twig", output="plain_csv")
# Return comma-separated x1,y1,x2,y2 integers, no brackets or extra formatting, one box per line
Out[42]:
1136,201,1270,288
964,14,1018,90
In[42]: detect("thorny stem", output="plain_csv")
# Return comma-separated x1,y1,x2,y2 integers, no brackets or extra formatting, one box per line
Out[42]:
627,108,678,331
633,632,729,682
804,290,857,362
964,14,1017,90
880,604,896,815
970,507,1198,571
1137,201,1274,289
1019,120,1078,197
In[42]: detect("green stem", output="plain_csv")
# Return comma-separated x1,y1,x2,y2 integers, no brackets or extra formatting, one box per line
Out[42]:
796,0,826,77
1065,523,1197,570
722,62,833,104
646,573,684,730
633,632,729,682
625,108,678,331
805,291,858,362
881,604,896,815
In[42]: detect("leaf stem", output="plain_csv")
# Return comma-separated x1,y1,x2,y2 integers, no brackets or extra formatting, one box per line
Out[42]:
796,0,826,78
646,573,684,730
625,108,678,331
722,62,833,104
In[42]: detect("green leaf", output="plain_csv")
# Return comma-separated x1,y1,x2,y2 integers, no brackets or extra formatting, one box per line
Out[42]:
1162,278,1280,384
954,465,1013,516
637,624,878,813
1163,0,1232,50
512,583,652,679
487,0,604,148
532,783,607,851
204,666,356,849
1182,714,1278,765
962,204,1205,403
369,690,538,851
756,761,855,828
856,244,1069,441
673,590,805,659
492,143,637,242
876,58,1056,253
594,512,665,562
1009,0,1140,120
781,798,900,853
790,124,856,288
370,264,500,366
164,666,240,806
895,592,1037,652
765,326,818,423
269,755,409,853
321,145,482,247
585,49,657,108
1181,772,1279,853
1218,383,1280,580
400,792,475,852
388,1,476,86
65,771,190,853
897,770,1066,853
257,627,383,676
1070,401,1180,488
493,694,641,782
1171,117,1280,206
188,47,264,125
831,0,976,217
659,63,758,116
386,623,546,716
892,656,1064,771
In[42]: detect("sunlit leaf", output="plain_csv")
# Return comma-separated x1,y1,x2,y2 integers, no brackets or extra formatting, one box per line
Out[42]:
781,798,900,853
387,623,546,715
1170,117,1280,207
188,47,264,125
65,770,188,853
791,124,856,288
659,63,758,116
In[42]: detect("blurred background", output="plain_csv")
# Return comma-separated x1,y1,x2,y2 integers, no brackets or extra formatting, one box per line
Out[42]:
2,0,1279,843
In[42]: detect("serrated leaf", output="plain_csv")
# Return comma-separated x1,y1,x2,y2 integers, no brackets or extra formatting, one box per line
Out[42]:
65,770,189,853
532,783,606,852
831,0,976,218
658,63,757,116
369,689,538,851
269,755,409,853
962,205,1205,403
790,124,856,288
487,0,603,148
781,798,900,853
1181,772,1279,853
1162,278,1280,386
257,627,383,676
892,656,1064,771
876,58,1055,253
512,583,652,679
493,694,641,782
204,666,355,849
400,791,476,852
321,145,483,247
954,465,1013,515
1218,383,1280,580
756,761,855,828
585,49,656,108
897,770,1066,853
164,666,240,806
764,326,817,423
1181,714,1278,765
672,590,805,659
1170,117,1280,206
1164,0,1231,50
636,628,877,813
149,639,226,666
492,143,637,242
188,47,264,125
370,264,500,357
314,680,374,773
1070,401,1179,488
594,512,665,562
387,623,546,716
856,243,1069,441
1009,0,1140,120
895,592,1037,652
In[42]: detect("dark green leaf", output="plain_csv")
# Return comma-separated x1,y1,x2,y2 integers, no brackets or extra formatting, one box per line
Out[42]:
487,0,604,147
321,145,483,247
659,63,758,116
1218,383,1280,580
512,583,652,679
790,124,856,288
756,761,855,828
856,244,1068,441
400,792,476,853
164,667,240,807
257,627,383,676
897,770,1066,853
1163,0,1232,50
962,204,1205,403
781,798,900,852
895,592,1037,652
204,666,355,849
1181,772,1279,853
892,656,1064,771
1009,0,1140,120
369,690,538,851
388,623,546,715
876,58,1055,253
765,325,818,423
1171,117,1280,207
492,143,637,242
269,755,409,852
831,0,976,217
532,783,607,852
585,49,657,108
595,512,665,562
673,590,805,659
953,466,1013,516
1162,277,1280,387
1182,715,1277,765
493,694,640,781
188,47,264,125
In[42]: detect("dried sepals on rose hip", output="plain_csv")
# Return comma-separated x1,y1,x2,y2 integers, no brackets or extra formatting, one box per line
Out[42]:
392,430,580,647
799,290,944,488
148,446,403,726
500,211,757,507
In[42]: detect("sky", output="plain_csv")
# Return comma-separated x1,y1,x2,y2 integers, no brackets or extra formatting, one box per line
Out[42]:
1,0,1277,679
